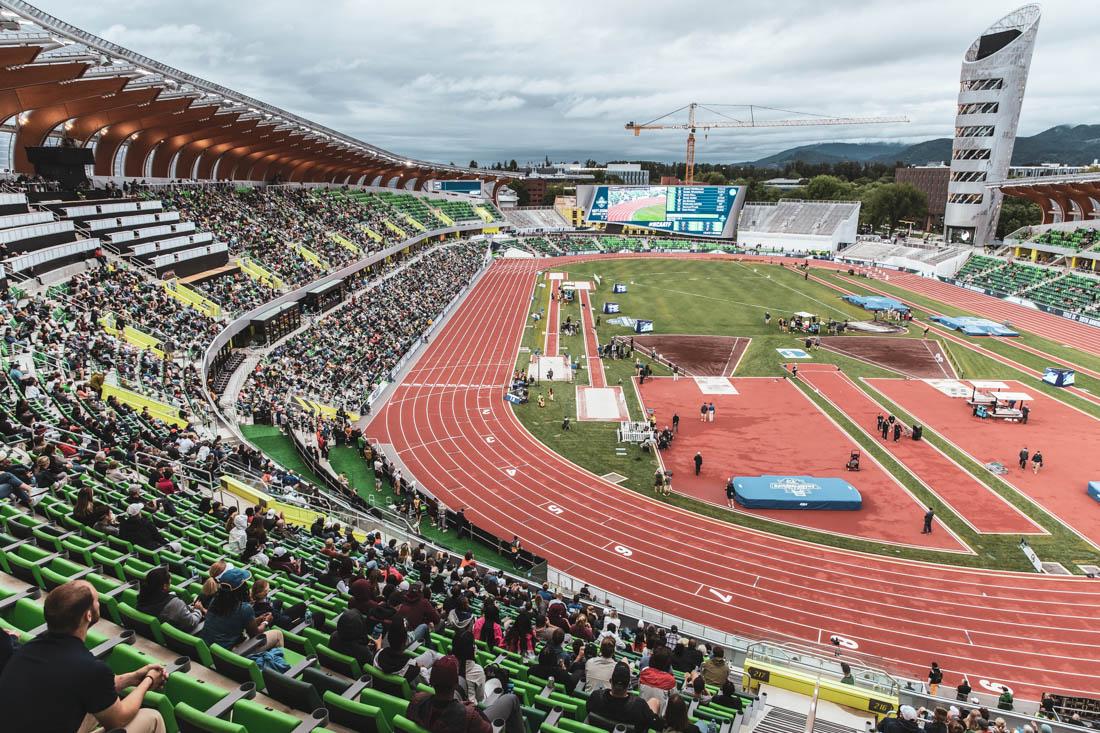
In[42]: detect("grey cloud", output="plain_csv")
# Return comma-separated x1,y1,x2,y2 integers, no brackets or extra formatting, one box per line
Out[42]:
29,0,1100,164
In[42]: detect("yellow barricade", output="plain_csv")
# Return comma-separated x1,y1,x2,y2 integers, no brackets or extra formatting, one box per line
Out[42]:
327,231,361,254
164,280,221,318
100,382,187,428
384,220,408,239
742,660,897,720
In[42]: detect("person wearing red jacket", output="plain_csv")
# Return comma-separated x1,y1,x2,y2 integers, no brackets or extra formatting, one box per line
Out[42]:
396,582,440,643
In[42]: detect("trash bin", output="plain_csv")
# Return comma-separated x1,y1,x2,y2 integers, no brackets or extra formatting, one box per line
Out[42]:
912,423,923,441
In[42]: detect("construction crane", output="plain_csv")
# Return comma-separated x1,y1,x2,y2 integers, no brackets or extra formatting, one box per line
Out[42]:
626,103,908,184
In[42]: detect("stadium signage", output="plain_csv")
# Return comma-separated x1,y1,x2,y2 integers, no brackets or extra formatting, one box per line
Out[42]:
768,477,821,497
746,666,771,683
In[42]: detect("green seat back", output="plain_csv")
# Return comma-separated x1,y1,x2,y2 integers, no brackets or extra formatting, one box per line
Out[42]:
231,698,305,733
394,714,433,733
161,622,214,668
173,702,246,733
359,687,411,726
324,691,393,733
210,644,264,691
315,643,362,678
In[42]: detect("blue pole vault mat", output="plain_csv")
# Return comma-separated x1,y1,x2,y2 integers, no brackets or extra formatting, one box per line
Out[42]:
733,475,863,510
1088,481,1100,504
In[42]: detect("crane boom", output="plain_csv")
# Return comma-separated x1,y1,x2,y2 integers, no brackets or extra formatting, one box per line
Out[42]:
625,103,908,183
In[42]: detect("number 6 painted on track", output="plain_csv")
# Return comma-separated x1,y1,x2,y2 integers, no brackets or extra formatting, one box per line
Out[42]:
614,545,633,557
485,436,495,444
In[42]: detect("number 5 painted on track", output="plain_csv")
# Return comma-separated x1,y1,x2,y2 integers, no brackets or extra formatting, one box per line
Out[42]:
482,408,491,415
547,504,564,515
614,545,633,557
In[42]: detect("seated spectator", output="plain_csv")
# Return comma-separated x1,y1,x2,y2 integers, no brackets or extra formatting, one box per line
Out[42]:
0,580,168,732
198,567,284,653
251,578,308,629
118,503,166,550
445,596,474,633
585,637,620,693
406,654,526,733
681,672,712,705
671,637,701,673
639,646,677,712
664,692,709,733
472,600,504,649
73,485,118,534
452,631,486,703
504,610,535,656
225,514,248,555
268,546,303,576
0,464,34,509
587,661,663,733
136,566,203,633
329,609,376,667
375,620,431,685
397,582,441,643
711,680,743,713
701,645,730,687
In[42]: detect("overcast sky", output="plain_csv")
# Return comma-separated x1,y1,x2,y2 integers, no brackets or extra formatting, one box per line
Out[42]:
31,0,1100,165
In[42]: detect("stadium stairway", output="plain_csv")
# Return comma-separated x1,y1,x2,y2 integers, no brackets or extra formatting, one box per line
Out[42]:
751,707,859,733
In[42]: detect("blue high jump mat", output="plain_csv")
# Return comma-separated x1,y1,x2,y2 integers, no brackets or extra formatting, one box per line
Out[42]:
929,315,1019,337
842,294,909,313
733,475,862,510
1088,481,1100,504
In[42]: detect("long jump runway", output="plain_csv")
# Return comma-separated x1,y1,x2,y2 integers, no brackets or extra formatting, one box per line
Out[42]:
370,258,1100,698
868,378,1100,549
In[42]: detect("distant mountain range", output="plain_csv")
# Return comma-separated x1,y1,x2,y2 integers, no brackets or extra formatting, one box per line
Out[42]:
746,124,1100,167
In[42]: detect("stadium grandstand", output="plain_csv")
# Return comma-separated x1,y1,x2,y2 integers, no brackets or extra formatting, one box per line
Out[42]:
737,201,860,252
1,4,1100,733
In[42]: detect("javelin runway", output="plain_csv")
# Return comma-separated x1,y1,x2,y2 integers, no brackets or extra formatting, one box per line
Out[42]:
370,257,1100,698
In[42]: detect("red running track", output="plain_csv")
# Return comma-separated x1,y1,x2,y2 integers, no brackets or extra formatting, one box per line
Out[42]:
800,371,1044,536
545,284,560,357
578,288,606,387
885,272,1100,358
868,378,1100,550
370,258,1100,699
634,375,967,551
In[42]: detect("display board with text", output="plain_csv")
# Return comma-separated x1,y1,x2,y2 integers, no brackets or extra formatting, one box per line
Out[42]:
579,184,745,238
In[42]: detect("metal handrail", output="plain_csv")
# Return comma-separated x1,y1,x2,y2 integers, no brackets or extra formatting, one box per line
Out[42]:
745,640,901,698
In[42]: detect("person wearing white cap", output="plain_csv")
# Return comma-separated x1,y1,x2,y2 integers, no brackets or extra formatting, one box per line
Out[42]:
117,503,165,550
878,705,920,733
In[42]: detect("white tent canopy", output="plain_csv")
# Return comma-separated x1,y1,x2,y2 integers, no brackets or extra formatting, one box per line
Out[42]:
989,392,1033,402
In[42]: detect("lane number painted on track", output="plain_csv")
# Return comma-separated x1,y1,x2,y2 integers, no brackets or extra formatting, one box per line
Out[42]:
546,504,564,515
482,408,491,415
505,468,517,477
613,545,633,557
979,679,1013,695
484,435,495,444
708,588,733,604
828,634,859,650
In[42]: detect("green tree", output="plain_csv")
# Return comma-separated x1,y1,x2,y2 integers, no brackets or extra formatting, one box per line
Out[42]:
996,196,1042,239
508,159,519,171
861,183,927,233
469,160,479,169
700,171,728,185
803,175,854,201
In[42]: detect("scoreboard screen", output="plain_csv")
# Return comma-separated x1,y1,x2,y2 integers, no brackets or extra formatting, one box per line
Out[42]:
430,180,482,195
580,184,745,238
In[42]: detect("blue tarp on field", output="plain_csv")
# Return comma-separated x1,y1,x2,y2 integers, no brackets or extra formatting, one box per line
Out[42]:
733,475,862,510
842,294,910,313
929,315,1019,337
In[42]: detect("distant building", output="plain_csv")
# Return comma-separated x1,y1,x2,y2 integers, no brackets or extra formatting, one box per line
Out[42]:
605,163,649,185
762,177,807,190
944,5,1041,245
522,178,548,206
896,165,950,230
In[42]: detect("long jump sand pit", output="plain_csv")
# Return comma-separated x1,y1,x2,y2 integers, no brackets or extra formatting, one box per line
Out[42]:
820,336,955,379
629,335,750,376
634,376,969,552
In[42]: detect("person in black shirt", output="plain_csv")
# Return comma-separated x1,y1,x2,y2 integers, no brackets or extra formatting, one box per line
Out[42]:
0,580,167,732
587,662,663,733
118,503,166,550
922,507,935,535
956,677,972,702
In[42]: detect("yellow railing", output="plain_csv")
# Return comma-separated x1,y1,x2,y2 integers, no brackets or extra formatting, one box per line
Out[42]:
327,231,361,254
384,220,408,239
474,205,495,223
238,257,284,290
288,242,329,270
100,382,188,428
357,224,383,243
432,207,455,227
163,280,222,318
293,395,359,422
99,315,167,359
401,213,426,232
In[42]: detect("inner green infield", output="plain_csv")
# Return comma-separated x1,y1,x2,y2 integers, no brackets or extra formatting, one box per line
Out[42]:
628,202,669,222
509,258,1100,572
